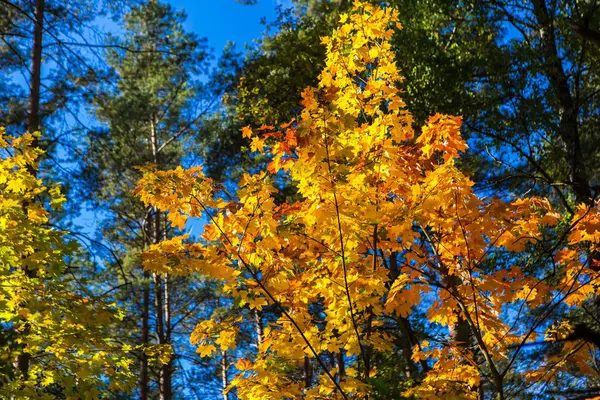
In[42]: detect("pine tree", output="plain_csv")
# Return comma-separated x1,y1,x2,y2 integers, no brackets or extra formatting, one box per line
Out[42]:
77,1,212,397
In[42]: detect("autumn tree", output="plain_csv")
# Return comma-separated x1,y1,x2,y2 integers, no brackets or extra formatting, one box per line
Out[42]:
136,2,600,399
0,128,135,398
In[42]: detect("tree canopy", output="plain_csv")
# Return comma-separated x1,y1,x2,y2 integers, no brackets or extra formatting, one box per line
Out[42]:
2,0,600,399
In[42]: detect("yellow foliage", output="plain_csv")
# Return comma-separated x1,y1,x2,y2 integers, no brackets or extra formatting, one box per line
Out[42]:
134,2,600,398
0,128,135,397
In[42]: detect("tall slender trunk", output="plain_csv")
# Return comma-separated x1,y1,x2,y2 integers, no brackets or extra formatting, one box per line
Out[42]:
27,0,44,138
254,309,263,347
153,270,166,398
17,0,45,380
163,269,172,399
140,209,152,399
150,116,171,400
140,270,150,400
221,350,229,400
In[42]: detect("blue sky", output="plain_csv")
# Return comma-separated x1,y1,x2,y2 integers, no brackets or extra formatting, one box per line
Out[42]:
166,0,290,57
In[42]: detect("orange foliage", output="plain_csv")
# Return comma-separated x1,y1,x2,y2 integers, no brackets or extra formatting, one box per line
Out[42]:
136,2,600,398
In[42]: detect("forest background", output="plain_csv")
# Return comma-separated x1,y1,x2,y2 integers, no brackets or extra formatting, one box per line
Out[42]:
2,0,600,399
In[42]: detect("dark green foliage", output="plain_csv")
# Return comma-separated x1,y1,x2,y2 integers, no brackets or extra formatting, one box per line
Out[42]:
76,0,215,396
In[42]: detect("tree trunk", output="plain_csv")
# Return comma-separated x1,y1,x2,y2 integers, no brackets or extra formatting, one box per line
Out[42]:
163,272,172,399
17,0,45,380
153,270,166,397
150,116,171,400
336,352,345,380
254,309,263,347
221,350,229,400
140,271,150,399
444,273,471,346
304,356,312,388
27,0,44,137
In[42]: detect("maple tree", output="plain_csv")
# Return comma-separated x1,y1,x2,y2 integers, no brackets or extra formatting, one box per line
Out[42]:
133,1,600,399
0,128,134,398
